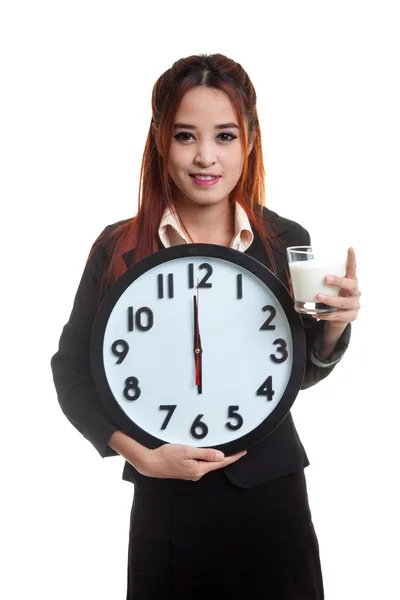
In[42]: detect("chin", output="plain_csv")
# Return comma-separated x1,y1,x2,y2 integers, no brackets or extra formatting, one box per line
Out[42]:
184,195,229,208
180,186,231,205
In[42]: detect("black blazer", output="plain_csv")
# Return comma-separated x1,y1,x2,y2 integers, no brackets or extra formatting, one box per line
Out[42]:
50,208,351,492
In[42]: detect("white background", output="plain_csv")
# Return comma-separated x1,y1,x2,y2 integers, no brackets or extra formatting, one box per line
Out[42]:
1,1,399,598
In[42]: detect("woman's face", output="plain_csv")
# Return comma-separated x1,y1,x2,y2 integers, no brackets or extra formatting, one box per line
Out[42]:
167,87,252,209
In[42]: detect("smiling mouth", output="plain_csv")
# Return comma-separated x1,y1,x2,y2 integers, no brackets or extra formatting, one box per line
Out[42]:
189,174,221,187
190,175,221,180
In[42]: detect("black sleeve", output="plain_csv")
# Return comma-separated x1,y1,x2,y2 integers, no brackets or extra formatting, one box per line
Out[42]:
286,222,351,390
300,313,351,389
50,239,119,458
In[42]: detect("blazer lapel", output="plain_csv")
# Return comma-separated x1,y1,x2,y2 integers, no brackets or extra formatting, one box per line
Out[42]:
122,249,135,269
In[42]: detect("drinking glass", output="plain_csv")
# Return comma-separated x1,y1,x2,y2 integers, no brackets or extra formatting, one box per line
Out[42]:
286,246,347,314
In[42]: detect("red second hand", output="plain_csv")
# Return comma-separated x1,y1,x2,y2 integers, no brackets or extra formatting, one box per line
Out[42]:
195,282,200,385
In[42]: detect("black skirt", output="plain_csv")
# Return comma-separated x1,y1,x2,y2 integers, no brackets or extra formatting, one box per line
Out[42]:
126,468,324,599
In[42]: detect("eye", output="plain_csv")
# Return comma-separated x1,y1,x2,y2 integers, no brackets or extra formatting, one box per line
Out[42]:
173,132,238,143
217,133,237,142
174,132,194,142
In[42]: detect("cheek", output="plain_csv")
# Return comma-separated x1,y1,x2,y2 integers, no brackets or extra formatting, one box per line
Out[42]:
169,146,189,172
227,146,245,168
226,153,244,179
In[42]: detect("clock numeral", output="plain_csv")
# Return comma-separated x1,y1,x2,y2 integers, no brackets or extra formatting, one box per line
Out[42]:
226,406,244,431
128,307,133,331
188,263,213,289
188,263,194,288
128,307,154,331
190,414,209,439
159,405,177,430
260,305,276,330
158,273,174,299
111,339,129,364
236,274,243,299
198,263,213,288
123,376,141,401
270,338,288,363
256,376,275,401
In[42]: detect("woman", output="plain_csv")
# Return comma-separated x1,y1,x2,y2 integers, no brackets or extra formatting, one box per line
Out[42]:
51,53,361,599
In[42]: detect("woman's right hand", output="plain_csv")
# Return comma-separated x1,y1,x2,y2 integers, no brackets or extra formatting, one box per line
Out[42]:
109,430,247,481
136,443,247,481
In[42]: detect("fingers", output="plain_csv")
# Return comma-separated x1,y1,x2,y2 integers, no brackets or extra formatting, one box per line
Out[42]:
220,451,248,467
197,450,247,476
182,445,247,480
313,248,361,324
186,446,225,462
324,274,359,294
316,293,361,310
154,445,246,481
324,248,358,290
346,247,357,280
312,309,359,322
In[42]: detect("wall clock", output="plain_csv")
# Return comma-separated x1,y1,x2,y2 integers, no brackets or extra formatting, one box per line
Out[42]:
90,244,306,455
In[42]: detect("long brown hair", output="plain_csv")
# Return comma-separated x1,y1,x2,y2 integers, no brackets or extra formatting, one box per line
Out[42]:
88,53,281,299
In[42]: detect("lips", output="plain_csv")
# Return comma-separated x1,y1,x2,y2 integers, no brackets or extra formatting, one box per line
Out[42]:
190,174,221,179
190,174,221,187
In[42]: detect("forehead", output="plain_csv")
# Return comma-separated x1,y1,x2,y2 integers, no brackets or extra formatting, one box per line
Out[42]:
174,87,237,124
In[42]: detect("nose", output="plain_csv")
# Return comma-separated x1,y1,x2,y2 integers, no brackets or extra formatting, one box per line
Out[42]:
193,141,217,168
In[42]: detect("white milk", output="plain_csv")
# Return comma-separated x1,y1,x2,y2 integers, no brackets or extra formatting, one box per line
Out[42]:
289,259,346,303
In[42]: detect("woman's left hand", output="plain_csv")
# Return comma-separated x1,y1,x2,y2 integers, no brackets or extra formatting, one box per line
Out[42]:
312,247,361,324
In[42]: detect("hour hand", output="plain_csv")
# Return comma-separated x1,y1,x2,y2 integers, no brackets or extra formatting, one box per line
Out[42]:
193,294,203,394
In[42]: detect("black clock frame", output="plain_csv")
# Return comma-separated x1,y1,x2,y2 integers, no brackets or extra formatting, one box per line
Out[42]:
90,243,307,455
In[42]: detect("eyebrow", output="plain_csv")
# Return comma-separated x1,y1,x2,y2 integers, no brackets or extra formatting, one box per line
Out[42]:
173,122,239,130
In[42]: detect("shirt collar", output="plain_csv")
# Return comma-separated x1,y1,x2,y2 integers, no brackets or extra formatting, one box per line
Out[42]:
158,203,254,252
123,206,289,269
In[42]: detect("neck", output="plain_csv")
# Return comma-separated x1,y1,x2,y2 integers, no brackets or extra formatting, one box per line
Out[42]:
175,198,235,246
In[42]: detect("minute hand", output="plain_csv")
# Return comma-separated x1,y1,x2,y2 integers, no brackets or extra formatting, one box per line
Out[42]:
193,294,203,394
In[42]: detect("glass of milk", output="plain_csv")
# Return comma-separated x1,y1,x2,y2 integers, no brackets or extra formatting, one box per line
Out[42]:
286,246,347,314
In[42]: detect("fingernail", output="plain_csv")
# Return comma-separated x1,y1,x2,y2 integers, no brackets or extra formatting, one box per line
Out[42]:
317,294,326,300
215,452,224,460
326,276,334,283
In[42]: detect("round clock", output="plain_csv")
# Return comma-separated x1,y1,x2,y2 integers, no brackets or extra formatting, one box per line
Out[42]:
90,244,306,455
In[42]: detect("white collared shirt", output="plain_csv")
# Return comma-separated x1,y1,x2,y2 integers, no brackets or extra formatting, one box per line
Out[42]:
158,203,254,251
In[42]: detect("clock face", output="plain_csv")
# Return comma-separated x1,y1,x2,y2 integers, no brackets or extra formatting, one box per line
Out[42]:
91,244,306,454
